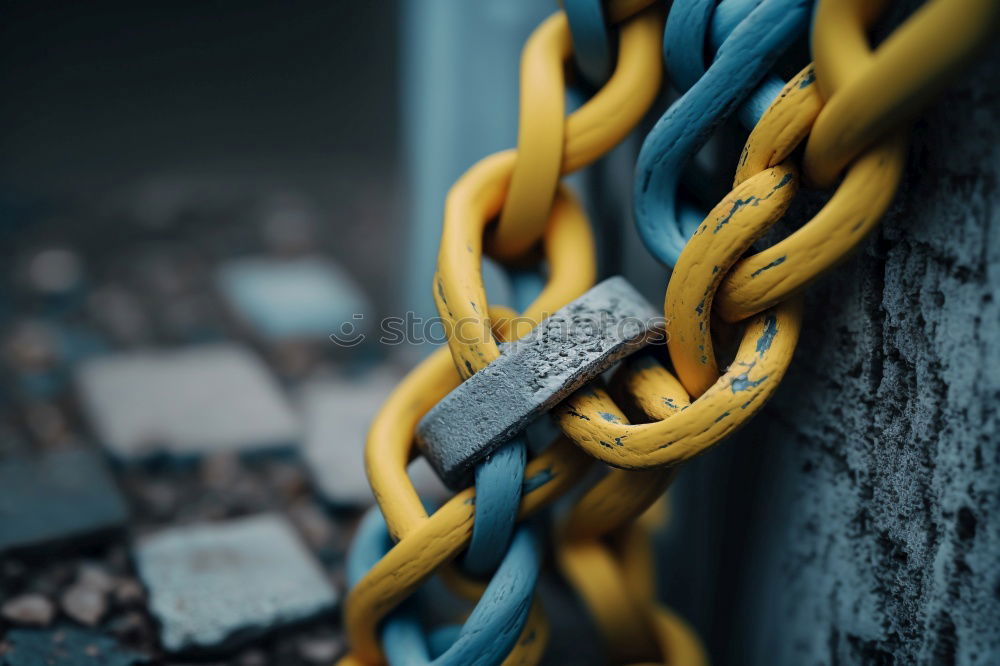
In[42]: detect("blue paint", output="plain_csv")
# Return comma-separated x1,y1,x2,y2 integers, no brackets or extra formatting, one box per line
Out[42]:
348,508,541,666
565,0,613,88
635,0,811,267
731,365,768,393
713,197,754,233
709,0,790,127
749,255,787,277
463,437,526,577
598,411,622,423
665,0,789,129
712,173,792,234
663,0,716,91
714,410,731,422
756,314,779,354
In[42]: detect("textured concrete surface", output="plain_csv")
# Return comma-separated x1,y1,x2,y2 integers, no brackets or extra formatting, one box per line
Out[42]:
658,29,1000,666
417,276,663,487
0,449,128,554
76,344,299,460
134,514,337,653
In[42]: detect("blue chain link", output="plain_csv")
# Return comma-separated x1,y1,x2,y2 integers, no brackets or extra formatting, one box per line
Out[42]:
668,0,788,128
634,0,811,267
346,270,546,664
462,437,526,576
348,508,542,666
462,268,543,576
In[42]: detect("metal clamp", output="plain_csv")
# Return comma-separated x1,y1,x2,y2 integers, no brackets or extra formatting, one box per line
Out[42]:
417,276,663,488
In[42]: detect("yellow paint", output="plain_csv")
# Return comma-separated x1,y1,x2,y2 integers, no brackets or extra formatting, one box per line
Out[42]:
666,164,798,397
716,131,906,323
805,0,1000,188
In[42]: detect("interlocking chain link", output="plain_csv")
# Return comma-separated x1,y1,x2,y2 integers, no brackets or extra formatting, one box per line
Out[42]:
340,0,998,663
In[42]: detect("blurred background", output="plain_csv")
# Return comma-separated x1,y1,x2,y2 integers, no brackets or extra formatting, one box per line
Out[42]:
0,1,406,663
0,0,402,318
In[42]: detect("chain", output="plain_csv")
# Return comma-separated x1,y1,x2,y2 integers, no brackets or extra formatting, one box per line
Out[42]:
340,0,997,664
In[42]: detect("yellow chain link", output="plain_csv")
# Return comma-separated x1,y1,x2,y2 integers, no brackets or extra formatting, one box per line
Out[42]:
805,0,999,188
341,0,998,663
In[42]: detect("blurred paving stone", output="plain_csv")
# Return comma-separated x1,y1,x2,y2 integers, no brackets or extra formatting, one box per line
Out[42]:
297,636,344,663
112,579,145,608
0,626,147,665
198,453,243,490
21,401,76,449
0,418,31,457
106,612,148,646
158,294,226,343
4,320,107,399
300,370,447,506
216,257,369,340
1,594,56,627
132,481,177,520
236,649,268,666
24,248,85,298
88,285,151,346
0,449,127,554
75,344,299,460
134,514,337,653
61,582,108,627
287,501,336,550
267,341,324,381
19,247,88,316
263,460,308,499
76,564,116,595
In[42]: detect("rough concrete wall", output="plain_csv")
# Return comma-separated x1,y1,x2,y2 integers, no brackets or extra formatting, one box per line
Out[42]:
706,30,1000,666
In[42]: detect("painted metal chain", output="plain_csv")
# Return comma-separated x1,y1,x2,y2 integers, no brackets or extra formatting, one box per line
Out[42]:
340,0,998,664
636,0,810,267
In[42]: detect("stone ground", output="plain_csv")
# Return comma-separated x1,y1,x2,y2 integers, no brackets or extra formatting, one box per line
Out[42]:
1,455,350,665
0,187,366,665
